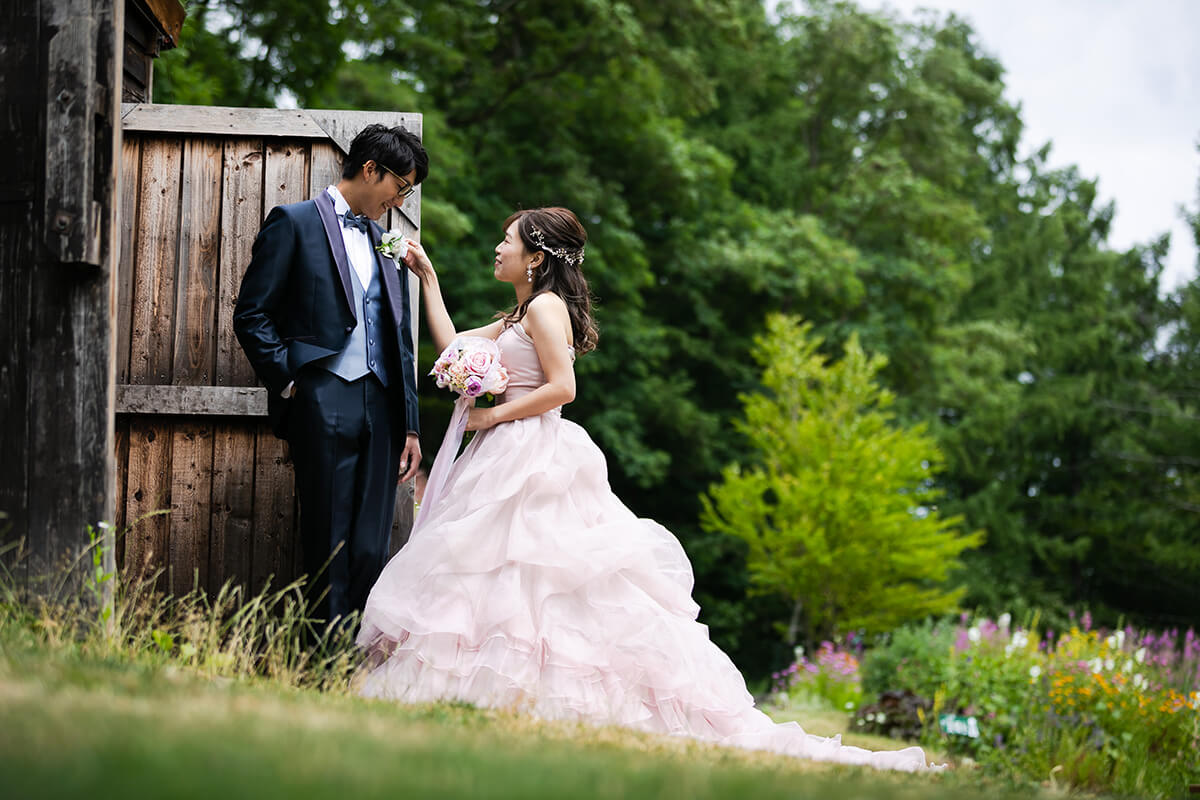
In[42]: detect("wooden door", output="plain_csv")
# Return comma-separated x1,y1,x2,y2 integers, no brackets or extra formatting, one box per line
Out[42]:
114,104,421,598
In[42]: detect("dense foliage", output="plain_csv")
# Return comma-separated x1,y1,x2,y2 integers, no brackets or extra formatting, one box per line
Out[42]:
157,0,1200,676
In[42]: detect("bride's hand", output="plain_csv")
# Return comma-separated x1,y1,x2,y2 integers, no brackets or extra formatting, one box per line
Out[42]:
465,406,498,431
401,238,435,283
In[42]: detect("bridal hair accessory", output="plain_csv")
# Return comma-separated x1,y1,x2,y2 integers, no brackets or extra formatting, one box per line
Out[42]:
376,230,409,261
417,336,510,531
528,226,585,266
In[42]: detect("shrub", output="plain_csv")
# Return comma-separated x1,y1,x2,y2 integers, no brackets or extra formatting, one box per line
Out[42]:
767,636,865,712
860,617,955,699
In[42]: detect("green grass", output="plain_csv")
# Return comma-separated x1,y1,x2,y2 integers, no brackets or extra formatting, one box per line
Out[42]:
0,627,1065,800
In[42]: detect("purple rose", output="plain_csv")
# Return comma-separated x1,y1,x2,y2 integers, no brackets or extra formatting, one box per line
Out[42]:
464,376,484,397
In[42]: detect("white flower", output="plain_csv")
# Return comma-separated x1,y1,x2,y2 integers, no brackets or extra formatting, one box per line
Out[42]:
376,229,409,260
1132,673,1147,690
1134,647,1146,664
1105,634,1118,649
1089,658,1104,674
793,645,805,662
1122,660,1133,674
998,613,1012,630
1115,630,1126,649
1029,665,1042,680
1104,657,1115,672
1005,630,1029,657
968,626,981,643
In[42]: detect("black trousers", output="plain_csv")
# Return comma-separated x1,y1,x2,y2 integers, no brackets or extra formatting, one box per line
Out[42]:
287,368,401,628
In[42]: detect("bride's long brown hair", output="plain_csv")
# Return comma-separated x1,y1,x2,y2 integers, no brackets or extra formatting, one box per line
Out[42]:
499,207,599,354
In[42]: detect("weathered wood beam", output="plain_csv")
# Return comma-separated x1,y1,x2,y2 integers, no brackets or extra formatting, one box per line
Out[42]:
43,0,104,265
122,104,423,144
1,0,123,587
116,385,268,416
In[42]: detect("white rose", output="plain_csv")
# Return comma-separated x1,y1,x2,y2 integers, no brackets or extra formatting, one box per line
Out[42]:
381,230,408,259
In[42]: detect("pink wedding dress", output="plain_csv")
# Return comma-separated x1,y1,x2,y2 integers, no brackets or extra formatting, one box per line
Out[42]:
357,322,935,772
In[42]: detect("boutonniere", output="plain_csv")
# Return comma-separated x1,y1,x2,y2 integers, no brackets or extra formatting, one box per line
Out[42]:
376,230,409,262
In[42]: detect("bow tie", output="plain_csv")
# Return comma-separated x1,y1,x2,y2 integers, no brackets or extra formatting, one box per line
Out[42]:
341,211,370,234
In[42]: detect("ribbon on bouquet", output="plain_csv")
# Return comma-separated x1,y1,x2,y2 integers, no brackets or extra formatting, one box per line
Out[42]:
412,395,473,532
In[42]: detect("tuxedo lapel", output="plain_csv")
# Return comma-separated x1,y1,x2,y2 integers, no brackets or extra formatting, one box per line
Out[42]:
370,223,408,331
314,191,357,320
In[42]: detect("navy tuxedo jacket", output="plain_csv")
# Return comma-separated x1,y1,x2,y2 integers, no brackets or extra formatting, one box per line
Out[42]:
233,191,420,439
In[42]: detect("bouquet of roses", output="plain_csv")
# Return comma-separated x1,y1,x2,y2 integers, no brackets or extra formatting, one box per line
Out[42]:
430,336,509,398
418,336,509,530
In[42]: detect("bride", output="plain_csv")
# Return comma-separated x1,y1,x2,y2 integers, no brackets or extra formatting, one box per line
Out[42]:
356,207,937,772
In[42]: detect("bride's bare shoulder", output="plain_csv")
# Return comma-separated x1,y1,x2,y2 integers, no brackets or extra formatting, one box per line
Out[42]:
523,293,573,344
526,292,570,322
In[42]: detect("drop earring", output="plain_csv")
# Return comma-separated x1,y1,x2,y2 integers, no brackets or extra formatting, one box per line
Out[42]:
526,265,533,282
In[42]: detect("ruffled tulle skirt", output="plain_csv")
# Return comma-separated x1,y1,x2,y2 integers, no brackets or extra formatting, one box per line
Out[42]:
356,411,935,772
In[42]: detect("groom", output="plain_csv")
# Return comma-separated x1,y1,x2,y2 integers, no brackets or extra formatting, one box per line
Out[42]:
234,124,426,628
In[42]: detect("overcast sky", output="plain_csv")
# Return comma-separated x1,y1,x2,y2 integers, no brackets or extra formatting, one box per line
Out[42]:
852,0,1200,291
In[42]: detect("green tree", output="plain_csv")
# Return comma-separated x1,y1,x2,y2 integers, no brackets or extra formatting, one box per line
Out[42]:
701,315,982,648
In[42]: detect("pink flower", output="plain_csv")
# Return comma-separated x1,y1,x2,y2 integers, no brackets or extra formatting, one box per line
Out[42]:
464,376,484,397
465,350,494,376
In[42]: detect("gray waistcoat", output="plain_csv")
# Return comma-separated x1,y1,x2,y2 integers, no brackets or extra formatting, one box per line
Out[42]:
317,257,393,387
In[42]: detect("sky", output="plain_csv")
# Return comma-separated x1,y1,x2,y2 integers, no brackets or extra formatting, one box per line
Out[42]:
851,0,1200,291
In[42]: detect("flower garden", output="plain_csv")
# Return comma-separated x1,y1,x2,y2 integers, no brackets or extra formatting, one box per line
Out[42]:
767,614,1200,798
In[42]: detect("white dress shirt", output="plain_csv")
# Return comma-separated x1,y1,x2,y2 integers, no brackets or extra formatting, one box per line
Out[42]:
326,185,375,291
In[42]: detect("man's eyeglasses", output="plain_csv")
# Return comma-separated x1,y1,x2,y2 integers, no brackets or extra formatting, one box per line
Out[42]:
378,163,417,201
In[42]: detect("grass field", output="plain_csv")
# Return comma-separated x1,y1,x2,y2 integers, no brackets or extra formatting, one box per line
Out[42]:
0,626,1069,800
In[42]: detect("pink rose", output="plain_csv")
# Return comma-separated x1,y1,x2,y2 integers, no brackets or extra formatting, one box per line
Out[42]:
465,350,494,376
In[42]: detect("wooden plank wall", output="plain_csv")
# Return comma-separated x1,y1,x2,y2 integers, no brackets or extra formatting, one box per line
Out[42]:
114,134,367,598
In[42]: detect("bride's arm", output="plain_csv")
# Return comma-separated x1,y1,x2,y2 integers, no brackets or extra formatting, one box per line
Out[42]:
402,237,502,352
466,294,575,430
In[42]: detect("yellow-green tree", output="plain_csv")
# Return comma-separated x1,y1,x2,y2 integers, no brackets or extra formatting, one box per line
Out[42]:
701,314,982,648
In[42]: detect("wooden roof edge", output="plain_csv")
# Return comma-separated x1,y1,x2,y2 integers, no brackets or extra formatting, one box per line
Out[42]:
129,0,187,50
